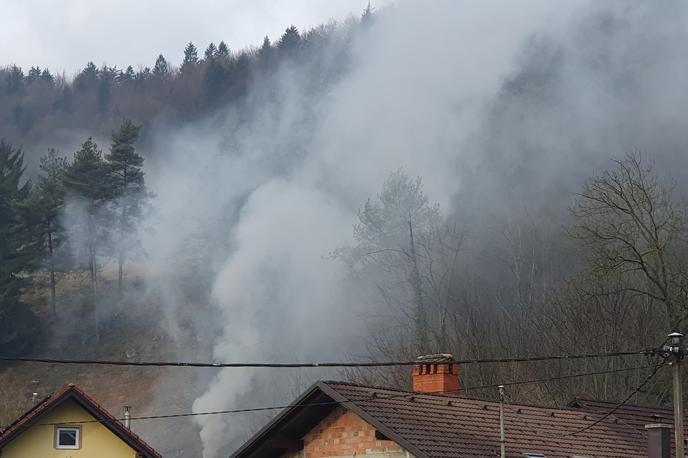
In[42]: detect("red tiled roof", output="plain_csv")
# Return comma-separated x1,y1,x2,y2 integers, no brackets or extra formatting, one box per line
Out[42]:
0,384,162,458
233,381,663,458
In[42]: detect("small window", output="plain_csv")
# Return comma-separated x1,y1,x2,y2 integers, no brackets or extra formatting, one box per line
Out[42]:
55,426,80,449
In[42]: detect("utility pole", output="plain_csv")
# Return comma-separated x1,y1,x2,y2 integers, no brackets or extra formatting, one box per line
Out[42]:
666,332,685,458
499,385,506,458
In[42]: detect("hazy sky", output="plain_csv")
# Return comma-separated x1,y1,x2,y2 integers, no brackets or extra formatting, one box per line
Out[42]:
1,0,392,75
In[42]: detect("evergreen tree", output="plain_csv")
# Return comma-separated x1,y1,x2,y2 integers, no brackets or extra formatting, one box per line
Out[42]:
217,41,230,59
74,62,98,92
119,65,136,83
259,36,272,55
278,25,302,55
98,66,116,113
6,65,24,94
204,42,218,61
63,138,112,338
339,170,442,351
204,59,231,103
0,140,41,355
105,120,148,296
361,1,374,27
40,68,54,85
135,67,151,87
27,66,42,83
257,36,275,69
153,54,170,78
19,149,67,316
182,42,199,72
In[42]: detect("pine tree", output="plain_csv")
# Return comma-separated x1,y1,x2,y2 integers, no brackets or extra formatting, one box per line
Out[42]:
205,59,229,103
105,120,148,296
361,1,374,27
0,140,41,355
278,26,302,54
74,62,98,92
63,138,112,339
204,42,218,61
182,42,199,72
40,68,54,85
153,54,170,78
6,65,24,94
27,66,42,84
257,36,275,70
98,66,116,113
119,66,136,83
259,36,272,55
217,41,230,59
18,149,67,316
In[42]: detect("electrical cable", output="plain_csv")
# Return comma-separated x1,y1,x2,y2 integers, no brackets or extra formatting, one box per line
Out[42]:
567,356,668,436
0,349,655,369
22,363,658,428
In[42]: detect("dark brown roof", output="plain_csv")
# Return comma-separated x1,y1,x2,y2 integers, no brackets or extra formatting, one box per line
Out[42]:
569,398,681,453
569,398,676,431
232,381,661,458
0,384,162,458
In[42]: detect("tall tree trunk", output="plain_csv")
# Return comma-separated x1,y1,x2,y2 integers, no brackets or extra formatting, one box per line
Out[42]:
118,251,123,297
118,167,127,298
118,204,125,298
409,220,428,351
47,226,56,318
88,211,99,341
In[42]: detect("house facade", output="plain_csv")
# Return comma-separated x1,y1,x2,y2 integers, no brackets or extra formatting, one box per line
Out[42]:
0,384,161,458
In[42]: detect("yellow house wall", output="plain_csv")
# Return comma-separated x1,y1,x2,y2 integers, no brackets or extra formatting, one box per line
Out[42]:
1,399,138,458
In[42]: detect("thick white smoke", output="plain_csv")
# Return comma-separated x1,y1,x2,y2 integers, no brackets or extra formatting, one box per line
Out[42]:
164,2,582,456
16,0,688,456
128,0,688,455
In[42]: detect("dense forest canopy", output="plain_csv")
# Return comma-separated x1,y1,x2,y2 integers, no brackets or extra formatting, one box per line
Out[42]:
2,1,688,457
0,16,365,161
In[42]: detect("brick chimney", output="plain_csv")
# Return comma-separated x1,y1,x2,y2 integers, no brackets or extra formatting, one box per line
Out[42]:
645,423,670,458
412,354,459,395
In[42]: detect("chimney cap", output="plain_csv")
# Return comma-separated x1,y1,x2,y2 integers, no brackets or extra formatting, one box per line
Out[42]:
416,353,455,363
645,423,671,430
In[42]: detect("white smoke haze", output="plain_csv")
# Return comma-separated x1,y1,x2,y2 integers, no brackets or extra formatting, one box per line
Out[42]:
142,1,588,455
47,0,688,456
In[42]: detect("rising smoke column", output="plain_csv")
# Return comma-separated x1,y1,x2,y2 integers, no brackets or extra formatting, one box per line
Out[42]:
182,2,578,455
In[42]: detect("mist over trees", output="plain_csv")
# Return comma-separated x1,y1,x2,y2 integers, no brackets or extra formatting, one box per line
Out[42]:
0,20,358,157
344,158,678,406
0,119,147,349
3,3,688,456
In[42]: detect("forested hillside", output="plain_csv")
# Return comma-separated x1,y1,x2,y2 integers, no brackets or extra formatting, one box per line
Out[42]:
0,14,366,159
2,2,688,457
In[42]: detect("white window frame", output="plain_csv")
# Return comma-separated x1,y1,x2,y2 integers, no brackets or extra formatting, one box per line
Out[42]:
55,426,81,450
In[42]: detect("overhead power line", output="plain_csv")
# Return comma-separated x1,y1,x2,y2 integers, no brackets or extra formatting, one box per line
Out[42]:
0,350,655,369
568,357,668,436
27,364,657,428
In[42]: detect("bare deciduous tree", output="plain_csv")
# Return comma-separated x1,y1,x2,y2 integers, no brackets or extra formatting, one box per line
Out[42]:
571,152,688,328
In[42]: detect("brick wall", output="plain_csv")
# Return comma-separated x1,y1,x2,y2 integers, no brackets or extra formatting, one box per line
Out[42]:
281,406,408,458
